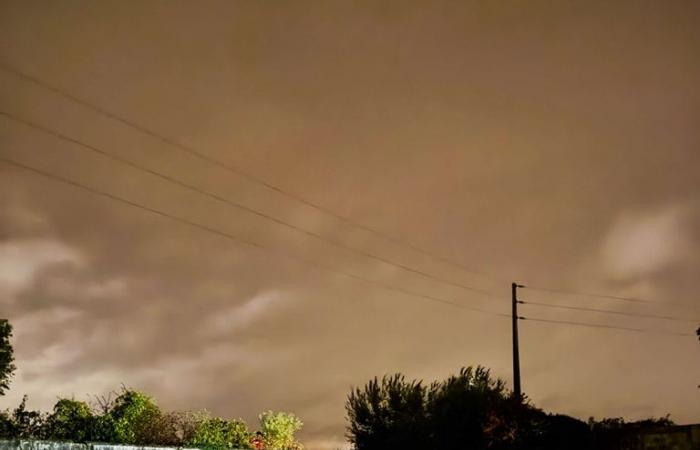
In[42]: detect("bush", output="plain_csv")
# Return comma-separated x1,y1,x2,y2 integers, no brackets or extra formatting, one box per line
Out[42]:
259,411,303,450
0,409,14,438
187,412,252,450
90,413,120,443
109,389,161,444
130,410,183,446
46,398,94,442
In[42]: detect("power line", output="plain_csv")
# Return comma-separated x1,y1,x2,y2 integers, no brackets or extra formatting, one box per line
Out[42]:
520,316,695,337
0,110,496,298
2,155,693,339
0,156,511,319
521,285,657,304
0,61,503,284
5,153,693,341
1,61,695,309
519,300,696,323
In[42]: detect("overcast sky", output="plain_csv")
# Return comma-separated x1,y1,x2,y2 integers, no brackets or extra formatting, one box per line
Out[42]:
1,1,699,449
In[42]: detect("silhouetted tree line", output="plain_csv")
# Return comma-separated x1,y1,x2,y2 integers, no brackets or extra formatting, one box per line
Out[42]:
345,366,674,450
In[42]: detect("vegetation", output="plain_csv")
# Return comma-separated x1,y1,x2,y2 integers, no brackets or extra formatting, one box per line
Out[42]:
0,387,302,449
0,318,304,449
346,366,672,450
188,414,252,450
45,399,94,442
0,319,16,396
586,415,676,450
1,314,682,449
1,395,45,439
109,390,161,444
258,411,303,450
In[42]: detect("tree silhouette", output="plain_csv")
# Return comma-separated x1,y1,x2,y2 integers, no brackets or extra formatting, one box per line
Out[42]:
346,374,429,450
345,366,590,450
0,319,16,396
427,367,513,450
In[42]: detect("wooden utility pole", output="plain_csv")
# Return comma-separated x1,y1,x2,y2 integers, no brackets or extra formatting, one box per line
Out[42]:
512,282,522,398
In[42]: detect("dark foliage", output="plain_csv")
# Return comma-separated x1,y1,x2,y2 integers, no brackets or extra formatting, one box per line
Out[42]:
346,374,429,450
0,395,47,439
0,319,16,396
588,416,675,450
45,399,94,442
426,367,512,450
346,366,593,450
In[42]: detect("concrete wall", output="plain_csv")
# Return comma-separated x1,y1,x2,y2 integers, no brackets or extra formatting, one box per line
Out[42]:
5,430,700,450
0,441,86,450
0,441,199,450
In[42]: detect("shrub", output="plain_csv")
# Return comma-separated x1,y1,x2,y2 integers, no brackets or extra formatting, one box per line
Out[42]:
259,411,303,450
109,389,161,444
124,410,181,446
90,413,120,443
188,412,252,450
0,409,14,438
46,398,94,442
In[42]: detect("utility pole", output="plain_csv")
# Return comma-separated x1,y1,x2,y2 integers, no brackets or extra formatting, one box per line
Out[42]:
512,282,522,398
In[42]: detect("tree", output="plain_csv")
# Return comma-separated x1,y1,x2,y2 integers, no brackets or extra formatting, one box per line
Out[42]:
259,411,304,450
108,389,161,444
345,366,590,450
46,398,94,442
0,319,16,396
7,395,46,439
426,367,515,450
346,375,428,450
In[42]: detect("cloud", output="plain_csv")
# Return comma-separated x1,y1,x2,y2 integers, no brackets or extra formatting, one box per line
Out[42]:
0,239,82,295
599,205,691,281
205,290,287,336
1,1,700,447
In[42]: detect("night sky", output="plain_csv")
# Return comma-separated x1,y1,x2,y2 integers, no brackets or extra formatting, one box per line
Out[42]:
1,2,699,449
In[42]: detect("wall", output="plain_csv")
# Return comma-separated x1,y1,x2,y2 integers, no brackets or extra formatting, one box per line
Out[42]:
0,441,199,450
